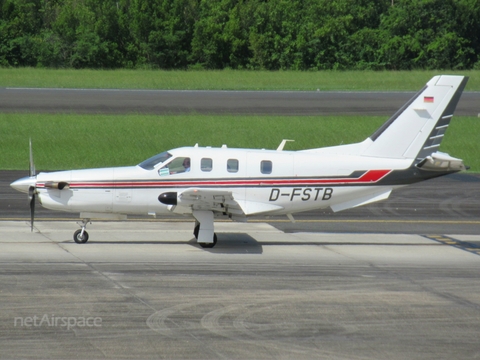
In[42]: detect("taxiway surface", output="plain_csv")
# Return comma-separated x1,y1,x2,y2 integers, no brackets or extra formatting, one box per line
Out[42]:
1,221,480,359
1,87,479,115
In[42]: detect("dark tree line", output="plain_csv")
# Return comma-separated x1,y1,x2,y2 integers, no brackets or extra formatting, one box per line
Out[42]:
1,0,480,70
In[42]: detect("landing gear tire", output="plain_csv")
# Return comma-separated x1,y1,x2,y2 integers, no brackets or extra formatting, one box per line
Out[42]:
199,233,217,249
73,229,89,244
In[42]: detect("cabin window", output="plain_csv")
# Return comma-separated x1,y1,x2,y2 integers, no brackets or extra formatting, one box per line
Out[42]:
201,158,213,172
158,157,190,176
227,159,239,173
261,160,272,174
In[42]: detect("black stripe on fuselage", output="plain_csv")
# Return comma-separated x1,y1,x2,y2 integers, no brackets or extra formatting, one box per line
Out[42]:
45,168,459,190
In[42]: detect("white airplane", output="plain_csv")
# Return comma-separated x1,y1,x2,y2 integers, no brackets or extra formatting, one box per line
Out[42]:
11,75,468,248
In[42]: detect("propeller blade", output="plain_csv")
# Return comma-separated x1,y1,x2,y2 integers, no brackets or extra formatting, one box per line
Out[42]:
29,186,35,232
29,138,36,178
27,140,37,231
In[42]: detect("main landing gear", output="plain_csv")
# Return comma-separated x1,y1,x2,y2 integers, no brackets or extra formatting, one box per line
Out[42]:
193,210,217,248
73,218,91,244
194,223,217,248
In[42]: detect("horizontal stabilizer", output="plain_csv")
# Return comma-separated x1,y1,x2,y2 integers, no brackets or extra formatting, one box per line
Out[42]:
416,152,466,172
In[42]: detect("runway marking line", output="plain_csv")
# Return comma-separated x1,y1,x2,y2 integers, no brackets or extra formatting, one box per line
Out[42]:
423,235,480,257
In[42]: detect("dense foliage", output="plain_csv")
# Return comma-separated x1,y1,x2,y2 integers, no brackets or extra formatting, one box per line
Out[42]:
1,0,480,70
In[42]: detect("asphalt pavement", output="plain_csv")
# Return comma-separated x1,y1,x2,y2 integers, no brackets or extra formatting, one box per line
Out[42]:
1,221,480,359
1,87,479,115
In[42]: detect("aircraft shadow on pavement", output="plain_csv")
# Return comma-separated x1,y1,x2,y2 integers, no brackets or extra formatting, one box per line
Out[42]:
61,233,263,254
62,240,192,245
188,233,263,254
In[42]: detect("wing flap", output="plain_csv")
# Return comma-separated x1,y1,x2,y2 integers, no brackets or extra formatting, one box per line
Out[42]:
330,188,392,213
169,188,284,218
171,188,246,218
236,200,284,215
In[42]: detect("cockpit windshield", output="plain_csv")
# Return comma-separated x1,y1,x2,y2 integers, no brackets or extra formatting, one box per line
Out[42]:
138,151,172,170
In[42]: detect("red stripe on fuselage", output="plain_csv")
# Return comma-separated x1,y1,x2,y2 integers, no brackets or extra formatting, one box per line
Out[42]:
36,170,392,189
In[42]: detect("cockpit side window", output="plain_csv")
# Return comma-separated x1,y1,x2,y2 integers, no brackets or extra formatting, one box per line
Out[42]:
159,157,191,176
138,151,172,170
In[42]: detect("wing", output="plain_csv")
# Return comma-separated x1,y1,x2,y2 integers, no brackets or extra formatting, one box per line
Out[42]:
167,188,283,220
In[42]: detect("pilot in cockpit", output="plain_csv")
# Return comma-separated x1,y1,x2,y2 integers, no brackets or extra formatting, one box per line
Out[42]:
183,158,191,172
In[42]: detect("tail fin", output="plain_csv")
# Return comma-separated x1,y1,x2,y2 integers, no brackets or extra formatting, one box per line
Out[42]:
362,75,468,160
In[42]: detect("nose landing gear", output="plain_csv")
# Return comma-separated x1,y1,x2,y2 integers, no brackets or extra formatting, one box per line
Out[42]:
73,219,91,244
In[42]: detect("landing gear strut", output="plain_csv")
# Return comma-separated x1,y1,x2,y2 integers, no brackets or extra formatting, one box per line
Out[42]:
192,211,217,248
73,219,90,244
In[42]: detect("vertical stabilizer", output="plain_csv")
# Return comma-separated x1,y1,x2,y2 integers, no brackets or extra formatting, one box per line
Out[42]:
362,75,468,160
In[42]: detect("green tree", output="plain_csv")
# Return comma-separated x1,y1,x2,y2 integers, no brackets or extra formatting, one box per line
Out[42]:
126,0,197,69
377,0,475,69
0,0,44,66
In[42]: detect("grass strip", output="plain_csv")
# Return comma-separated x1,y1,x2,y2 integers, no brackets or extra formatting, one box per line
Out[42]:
1,113,477,172
1,68,480,91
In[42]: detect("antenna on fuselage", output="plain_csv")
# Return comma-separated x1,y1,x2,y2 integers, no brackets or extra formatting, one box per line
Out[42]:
276,139,294,151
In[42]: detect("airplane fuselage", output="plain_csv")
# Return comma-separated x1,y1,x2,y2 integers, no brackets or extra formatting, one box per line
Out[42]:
32,146,412,219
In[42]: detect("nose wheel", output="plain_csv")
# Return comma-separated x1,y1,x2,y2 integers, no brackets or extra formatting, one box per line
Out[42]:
73,219,90,244
73,229,89,244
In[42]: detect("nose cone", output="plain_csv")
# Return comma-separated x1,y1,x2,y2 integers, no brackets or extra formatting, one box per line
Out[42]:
10,176,36,194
